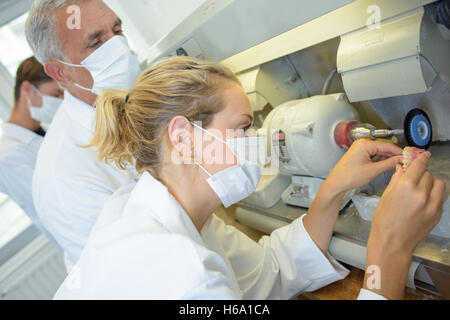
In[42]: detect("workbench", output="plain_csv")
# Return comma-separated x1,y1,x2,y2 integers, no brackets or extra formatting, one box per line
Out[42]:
215,206,441,300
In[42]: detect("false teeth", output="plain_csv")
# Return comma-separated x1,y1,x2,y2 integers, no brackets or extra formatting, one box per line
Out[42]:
402,147,425,172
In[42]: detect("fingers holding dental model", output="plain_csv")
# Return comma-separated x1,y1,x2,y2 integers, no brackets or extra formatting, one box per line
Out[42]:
326,140,403,195
371,151,446,254
402,147,426,172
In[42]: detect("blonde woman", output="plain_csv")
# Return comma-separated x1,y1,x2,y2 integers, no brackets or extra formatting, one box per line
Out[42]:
54,57,445,300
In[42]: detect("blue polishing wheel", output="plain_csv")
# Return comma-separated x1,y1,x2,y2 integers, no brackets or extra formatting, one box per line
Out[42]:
404,108,432,150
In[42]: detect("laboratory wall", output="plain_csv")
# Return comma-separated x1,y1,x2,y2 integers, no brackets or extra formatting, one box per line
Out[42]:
104,0,207,61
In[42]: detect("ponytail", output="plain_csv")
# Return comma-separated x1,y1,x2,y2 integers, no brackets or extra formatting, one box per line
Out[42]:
85,89,133,170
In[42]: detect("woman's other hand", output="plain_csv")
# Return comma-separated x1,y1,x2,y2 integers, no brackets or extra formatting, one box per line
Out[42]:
305,139,403,254
364,152,446,299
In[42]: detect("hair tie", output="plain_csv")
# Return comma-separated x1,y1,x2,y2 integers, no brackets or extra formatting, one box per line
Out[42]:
125,94,129,103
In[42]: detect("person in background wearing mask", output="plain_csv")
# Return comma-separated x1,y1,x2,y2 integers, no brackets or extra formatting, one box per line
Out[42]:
0,56,63,248
54,58,445,300
25,0,141,268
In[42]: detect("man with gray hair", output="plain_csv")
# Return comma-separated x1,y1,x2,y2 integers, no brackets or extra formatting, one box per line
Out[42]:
25,0,141,269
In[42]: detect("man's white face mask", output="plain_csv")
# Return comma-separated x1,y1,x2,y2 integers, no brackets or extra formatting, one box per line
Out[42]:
58,35,141,95
28,85,63,124
191,122,264,208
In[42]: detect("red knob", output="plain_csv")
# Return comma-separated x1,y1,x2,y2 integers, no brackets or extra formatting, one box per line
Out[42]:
334,120,359,149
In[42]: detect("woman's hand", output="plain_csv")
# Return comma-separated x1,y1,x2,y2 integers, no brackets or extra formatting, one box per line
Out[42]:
325,139,403,196
364,152,446,299
305,139,403,254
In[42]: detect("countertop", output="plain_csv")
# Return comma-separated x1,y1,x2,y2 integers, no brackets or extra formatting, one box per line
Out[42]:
214,205,441,300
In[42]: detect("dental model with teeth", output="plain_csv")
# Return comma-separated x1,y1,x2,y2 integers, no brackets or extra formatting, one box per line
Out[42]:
402,147,426,172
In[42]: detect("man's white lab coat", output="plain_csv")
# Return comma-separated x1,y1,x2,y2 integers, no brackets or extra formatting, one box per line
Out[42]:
0,123,59,248
32,91,138,266
54,171,385,300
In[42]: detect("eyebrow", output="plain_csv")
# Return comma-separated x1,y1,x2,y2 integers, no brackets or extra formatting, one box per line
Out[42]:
114,18,123,28
87,30,104,44
85,18,122,46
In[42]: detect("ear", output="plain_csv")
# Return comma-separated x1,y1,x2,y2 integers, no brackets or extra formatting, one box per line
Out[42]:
167,116,193,159
44,60,71,86
20,80,33,99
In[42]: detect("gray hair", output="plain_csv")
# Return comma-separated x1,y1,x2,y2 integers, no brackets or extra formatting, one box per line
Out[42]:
25,0,82,64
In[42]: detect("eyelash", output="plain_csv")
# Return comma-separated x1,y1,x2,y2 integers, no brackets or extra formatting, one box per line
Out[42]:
239,124,252,133
90,29,123,48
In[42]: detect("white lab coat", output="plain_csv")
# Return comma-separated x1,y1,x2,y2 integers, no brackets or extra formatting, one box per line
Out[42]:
54,171,385,300
32,91,138,267
0,123,60,248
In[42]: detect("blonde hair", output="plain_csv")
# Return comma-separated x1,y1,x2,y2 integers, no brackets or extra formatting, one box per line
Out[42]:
88,56,240,178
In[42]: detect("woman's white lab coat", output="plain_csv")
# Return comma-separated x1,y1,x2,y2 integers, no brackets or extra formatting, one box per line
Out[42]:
54,171,384,300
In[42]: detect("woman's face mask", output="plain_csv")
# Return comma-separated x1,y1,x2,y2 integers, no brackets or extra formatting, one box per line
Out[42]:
58,35,141,95
27,85,63,124
191,122,266,208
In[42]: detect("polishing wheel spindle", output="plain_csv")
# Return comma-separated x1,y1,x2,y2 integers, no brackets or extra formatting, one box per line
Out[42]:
334,120,404,149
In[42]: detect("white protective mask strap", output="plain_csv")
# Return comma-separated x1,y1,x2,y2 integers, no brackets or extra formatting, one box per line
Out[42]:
58,59,94,93
57,60,86,68
74,82,95,92
31,85,43,97
191,122,235,177
191,121,227,145
27,85,41,109
191,121,246,162
191,121,266,166
194,160,213,178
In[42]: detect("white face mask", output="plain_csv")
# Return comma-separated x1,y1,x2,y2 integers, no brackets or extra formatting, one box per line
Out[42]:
58,36,141,95
191,122,263,208
28,86,63,124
